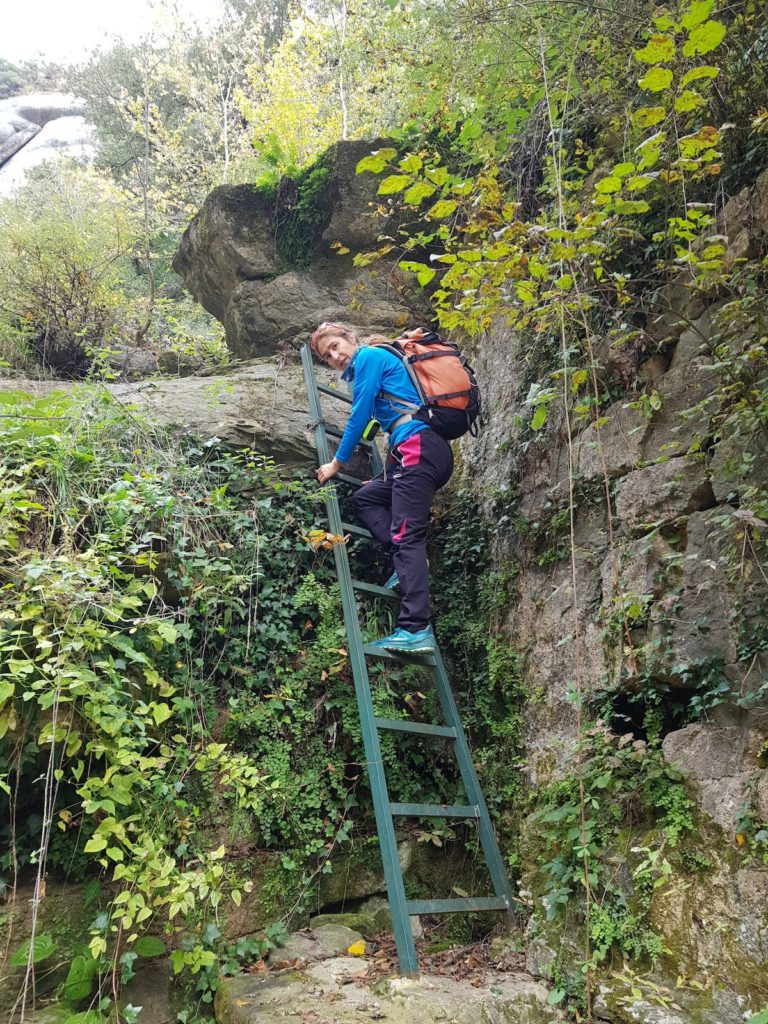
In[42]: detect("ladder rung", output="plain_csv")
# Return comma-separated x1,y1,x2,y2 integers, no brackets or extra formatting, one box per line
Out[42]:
317,384,352,404
337,472,366,487
325,426,372,448
375,717,456,739
363,644,435,667
405,896,509,916
353,580,399,600
341,521,373,540
389,802,479,819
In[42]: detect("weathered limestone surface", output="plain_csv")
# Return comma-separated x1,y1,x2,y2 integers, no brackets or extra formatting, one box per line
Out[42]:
0,359,346,466
215,947,559,1024
459,165,768,1020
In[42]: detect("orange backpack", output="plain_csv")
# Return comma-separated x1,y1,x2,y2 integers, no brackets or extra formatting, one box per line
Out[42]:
375,328,482,440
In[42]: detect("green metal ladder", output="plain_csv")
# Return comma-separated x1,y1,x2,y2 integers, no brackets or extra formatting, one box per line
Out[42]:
301,343,515,975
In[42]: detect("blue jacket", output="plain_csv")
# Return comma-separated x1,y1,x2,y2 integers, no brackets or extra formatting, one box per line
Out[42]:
335,346,427,464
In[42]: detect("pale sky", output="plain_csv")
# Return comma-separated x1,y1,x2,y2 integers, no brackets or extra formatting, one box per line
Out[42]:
1,0,224,64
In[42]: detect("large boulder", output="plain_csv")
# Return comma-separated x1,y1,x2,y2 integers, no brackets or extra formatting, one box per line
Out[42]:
172,139,421,358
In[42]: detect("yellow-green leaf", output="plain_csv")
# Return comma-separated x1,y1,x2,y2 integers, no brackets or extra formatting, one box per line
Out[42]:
0,681,14,709
638,147,662,170
378,174,411,196
403,181,437,205
356,148,397,174
634,34,676,64
675,89,706,113
427,199,458,220
681,0,714,30
678,125,720,156
681,65,720,87
682,19,726,56
399,154,422,173
425,166,449,186
638,67,674,92
150,702,173,726
613,162,636,178
613,199,651,215
632,106,667,129
626,175,655,192
595,176,621,194
231,889,241,906
84,835,108,853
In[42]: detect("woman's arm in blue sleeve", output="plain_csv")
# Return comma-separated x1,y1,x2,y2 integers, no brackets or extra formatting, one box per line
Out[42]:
335,350,381,464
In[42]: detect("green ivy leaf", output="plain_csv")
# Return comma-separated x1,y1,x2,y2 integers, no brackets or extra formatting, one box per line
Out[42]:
681,0,714,30
638,67,674,92
62,953,99,1001
632,106,667,129
654,13,678,31
84,835,108,853
515,281,537,303
398,260,436,287
680,64,720,86
63,1012,102,1024
377,174,411,196
11,934,56,966
135,936,166,958
157,621,177,644
682,20,726,56
634,34,676,63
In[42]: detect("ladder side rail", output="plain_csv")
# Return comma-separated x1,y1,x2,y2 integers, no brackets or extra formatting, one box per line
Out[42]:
300,344,419,974
430,645,516,925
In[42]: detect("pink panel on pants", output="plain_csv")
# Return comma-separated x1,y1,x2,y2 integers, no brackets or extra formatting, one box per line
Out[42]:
392,517,408,543
398,433,422,467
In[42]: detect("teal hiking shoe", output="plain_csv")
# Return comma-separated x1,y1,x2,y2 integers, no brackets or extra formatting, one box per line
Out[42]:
369,626,435,654
383,570,400,591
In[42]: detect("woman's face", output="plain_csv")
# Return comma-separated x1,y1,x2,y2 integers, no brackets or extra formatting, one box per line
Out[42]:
316,333,358,372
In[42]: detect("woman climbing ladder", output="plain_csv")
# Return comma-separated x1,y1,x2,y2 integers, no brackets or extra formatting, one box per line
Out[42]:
311,321,454,654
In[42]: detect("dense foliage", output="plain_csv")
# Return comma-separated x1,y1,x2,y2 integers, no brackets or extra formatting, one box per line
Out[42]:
1,0,767,1021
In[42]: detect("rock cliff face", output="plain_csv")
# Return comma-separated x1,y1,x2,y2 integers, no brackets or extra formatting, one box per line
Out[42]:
456,166,768,1020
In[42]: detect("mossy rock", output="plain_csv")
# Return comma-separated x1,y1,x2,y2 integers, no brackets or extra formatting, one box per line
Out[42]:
309,912,382,938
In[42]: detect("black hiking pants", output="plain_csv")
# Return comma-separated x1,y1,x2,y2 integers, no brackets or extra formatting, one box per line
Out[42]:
352,428,453,632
